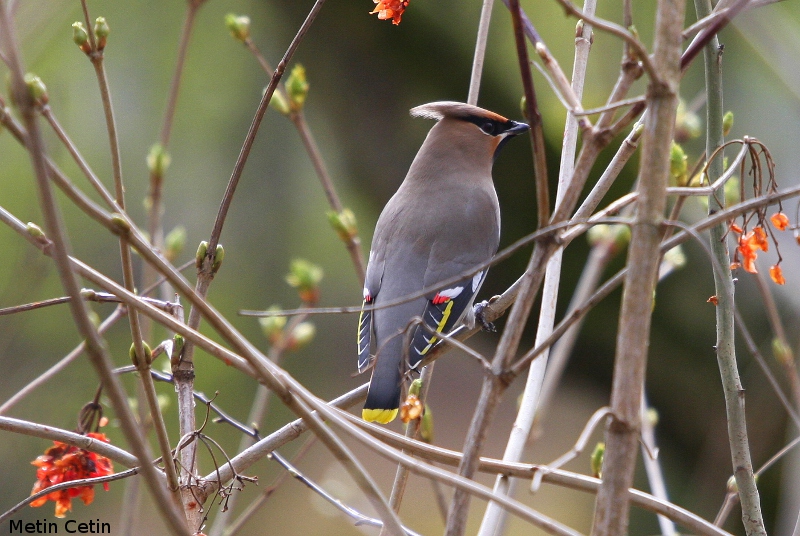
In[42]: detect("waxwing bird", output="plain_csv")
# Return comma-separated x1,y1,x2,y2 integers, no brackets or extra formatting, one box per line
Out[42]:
357,101,529,424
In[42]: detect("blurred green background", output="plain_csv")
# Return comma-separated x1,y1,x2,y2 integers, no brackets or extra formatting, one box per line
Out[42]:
1,0,799,534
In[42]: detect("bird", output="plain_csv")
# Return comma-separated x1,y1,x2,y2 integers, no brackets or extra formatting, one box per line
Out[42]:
357,101,529,424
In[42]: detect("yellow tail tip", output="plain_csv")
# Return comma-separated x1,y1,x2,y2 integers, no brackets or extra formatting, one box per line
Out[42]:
362,408,398,424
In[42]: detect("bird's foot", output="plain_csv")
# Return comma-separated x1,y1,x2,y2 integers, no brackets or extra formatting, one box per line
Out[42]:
473,297,499,332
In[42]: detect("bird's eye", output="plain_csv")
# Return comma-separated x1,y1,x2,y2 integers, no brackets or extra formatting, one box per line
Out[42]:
480,121,495,135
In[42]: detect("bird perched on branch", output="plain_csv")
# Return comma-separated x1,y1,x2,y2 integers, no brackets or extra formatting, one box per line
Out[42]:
357,101,529,424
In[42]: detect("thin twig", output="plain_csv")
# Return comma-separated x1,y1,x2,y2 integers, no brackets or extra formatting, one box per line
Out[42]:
467,0,496,105
695,0,766,531
270,451,425,536
0,307,125,415
0,3,189,532
1,469,138,522
552,0,659,82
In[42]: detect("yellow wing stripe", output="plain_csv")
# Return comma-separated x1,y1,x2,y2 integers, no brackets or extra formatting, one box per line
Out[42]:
418,299,454,356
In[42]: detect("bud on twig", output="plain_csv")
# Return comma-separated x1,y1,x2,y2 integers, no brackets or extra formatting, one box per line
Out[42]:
285,259,323,304
129,341,153,367
327,208,358,242
110,213,130,236
285,64,309,113
772,338,793,367
285,322,316,351
590,442,605,478
147,143,171,177
25,222,50,247
72,22,91,54
196,241,208,270
24,74,48,106
669,141,688,186
419,405,434,443
170,334,185,368
259,305,287,345
408,378,422,398
225,13,251,43
722,111,734,137
94,17,110,50
269,89,291,116
586,224,630,254
164,226,186,262
212,244,225,274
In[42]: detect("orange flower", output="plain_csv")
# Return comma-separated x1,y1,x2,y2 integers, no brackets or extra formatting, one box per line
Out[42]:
770,265,785,285
30,433,114,518
771,212,790,231
707,296,719,306
753,226,769,252
399,394,423,423
371,0,409,25
737,232,759,273
729,222,743,234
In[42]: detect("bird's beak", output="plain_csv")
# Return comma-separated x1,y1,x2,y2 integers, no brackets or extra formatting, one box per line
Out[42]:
506,120,530,136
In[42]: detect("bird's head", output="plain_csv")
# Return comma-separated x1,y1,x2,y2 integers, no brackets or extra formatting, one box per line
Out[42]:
410,101,529,163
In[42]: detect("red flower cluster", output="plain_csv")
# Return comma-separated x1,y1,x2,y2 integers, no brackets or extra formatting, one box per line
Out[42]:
729,211,791,285
371,0,409,25
30,433,114,518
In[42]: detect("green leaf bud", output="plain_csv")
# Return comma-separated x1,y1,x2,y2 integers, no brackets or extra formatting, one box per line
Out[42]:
586,224,630,254
79,288,97,300
25,222,48,245
195,241,208,270
170,333,185,367
669,141,688,186
285,64,309,113
419,405,434,443
164,225,186,262
94,17,110,50
722,111,734,137
110,213,130,236
129,342,152,367
225,13,251,43
287,322,315,351
327,208,358,242
147,143,171,177
212,244,225,274
269,89,291,116
72,22,91,54
259,305,287,345
408,378,423,398
590,442,605,478
24,73,48,105
772,338,793,367
286,259,323,303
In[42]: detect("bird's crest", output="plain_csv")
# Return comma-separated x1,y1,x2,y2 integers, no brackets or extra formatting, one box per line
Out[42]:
410,101,509,123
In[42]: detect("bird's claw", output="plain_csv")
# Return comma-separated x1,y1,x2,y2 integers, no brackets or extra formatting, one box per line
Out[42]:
473,300,496,333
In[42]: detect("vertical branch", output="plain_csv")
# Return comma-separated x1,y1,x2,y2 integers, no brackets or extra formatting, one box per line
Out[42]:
81,0,182,496
467,0,495,105
694,0,766,533
591,0,684,534
0,4,189,534
512,3,550,228
478,3,595,535
444,3,552,533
